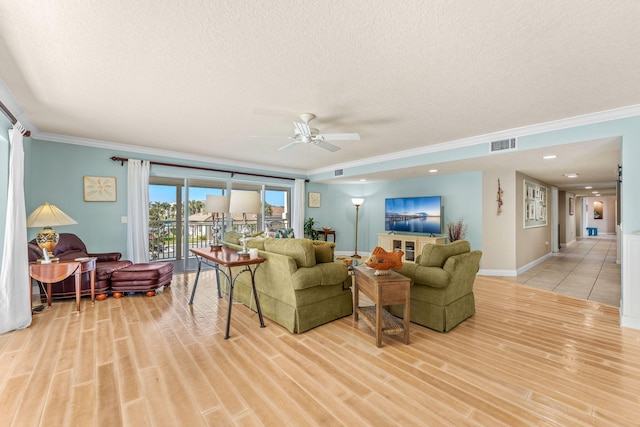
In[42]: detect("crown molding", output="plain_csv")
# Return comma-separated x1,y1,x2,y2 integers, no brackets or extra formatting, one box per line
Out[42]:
34,131,308,178
308,104,640,176
0,80,38,133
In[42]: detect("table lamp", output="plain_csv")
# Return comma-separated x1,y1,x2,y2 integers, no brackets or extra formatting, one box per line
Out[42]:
351,197,364,258
205,194,230,251
229,190,261,257
26,202,78,263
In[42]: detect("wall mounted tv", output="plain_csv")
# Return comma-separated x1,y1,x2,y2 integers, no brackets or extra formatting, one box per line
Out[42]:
385,196,442,234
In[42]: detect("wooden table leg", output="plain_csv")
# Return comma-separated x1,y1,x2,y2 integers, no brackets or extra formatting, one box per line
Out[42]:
47,282,52,307
376,303,382,348
75,270,81,312
90,269,96,304
403,293,410,345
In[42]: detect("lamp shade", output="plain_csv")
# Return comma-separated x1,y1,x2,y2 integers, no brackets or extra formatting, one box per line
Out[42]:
351,197,364,206
229,190,261,214
26,202,78,227
205,195,230,213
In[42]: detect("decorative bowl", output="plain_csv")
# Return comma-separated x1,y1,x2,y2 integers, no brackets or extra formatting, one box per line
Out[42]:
322,227,333,231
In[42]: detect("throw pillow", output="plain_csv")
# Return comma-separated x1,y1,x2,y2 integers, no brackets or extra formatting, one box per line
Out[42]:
223,231,242,245
419,240,470,267
275,228,295,239
312,240,335,263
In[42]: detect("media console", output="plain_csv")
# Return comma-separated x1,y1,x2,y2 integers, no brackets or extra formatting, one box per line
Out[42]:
377,233,445,263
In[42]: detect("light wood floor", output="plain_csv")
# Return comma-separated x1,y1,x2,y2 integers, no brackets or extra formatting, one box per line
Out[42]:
2,272,639,426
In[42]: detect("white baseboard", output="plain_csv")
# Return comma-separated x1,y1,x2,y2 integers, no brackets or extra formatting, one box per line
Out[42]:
478,269,517,277
621,314,640,330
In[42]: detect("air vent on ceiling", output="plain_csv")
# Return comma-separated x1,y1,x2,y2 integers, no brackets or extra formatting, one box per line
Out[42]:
490,138,517,152
334,169,344,177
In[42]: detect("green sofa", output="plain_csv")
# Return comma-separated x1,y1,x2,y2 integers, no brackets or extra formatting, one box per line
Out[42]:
222,233,353,333
389,240,482,332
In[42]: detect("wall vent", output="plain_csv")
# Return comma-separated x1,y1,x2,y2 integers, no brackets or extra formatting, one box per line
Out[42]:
334,169,344,177
490,138,517,152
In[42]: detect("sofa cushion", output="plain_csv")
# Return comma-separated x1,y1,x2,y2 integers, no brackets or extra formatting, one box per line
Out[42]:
224,231,242,245
96,260,134,281
247,236,266,250
264,238,316,268
312,240,335,263
419,240,471,268
291,262,349,290
50,233,88,256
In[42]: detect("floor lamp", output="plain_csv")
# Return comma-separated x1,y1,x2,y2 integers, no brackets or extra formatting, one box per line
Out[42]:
351,198,364,258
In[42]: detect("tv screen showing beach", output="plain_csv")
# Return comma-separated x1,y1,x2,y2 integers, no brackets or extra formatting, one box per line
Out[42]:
385,196,442,234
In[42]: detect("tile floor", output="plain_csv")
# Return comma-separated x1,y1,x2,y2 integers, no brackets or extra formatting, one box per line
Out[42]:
516,235,621,307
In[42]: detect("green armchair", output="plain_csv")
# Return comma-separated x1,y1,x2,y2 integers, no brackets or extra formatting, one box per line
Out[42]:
389,240,482,332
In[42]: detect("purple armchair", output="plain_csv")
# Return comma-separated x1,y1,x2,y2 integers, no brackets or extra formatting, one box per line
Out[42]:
28,233,132,300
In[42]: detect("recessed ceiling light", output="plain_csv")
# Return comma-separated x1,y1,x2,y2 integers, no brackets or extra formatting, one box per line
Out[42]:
428,169,438,173
359,179,367,182
585,186,592,189
563,173,579,178
543,155,557,159
592,191,599,194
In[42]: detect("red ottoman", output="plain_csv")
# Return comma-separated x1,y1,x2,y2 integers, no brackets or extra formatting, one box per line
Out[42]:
110,262,174,297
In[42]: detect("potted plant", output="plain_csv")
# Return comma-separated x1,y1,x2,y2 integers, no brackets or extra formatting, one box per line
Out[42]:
447,217,468,242
304,217,319,240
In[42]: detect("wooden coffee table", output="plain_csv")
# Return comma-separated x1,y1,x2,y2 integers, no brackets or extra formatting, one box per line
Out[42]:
353,265,410,347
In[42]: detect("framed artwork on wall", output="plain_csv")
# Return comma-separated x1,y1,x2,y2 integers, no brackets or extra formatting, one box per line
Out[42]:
308,192,321,208
84,176,116,202
523,180,547,228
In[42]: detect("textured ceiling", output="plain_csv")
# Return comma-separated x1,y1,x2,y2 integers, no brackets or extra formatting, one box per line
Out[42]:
0,1,637,192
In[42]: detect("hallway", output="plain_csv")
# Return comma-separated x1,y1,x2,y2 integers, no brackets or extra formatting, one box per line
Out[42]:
515,235,621,307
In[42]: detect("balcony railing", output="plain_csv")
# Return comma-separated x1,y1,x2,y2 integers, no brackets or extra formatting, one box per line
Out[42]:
149,218,287,260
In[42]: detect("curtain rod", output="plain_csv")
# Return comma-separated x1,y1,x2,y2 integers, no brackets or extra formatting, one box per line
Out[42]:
0,99,30,137
110,156,308,182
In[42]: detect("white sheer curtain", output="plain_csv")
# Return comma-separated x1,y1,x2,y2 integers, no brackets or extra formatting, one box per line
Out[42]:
292,178,305,239
127,159,150,263
0,122,31,334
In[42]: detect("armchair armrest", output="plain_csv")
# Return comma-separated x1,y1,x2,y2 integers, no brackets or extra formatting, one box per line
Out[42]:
88,252,122,262
413,266,450,288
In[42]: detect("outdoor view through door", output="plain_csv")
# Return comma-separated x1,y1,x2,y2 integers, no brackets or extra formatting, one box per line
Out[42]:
148,177,290,266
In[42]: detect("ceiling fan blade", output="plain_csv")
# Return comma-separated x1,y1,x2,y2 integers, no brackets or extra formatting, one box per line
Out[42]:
319,132,361,141
294,121,311,136
313,139,341,152
278,141,300,151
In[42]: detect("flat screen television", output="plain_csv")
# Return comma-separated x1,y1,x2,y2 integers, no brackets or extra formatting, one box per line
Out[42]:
385,196,442,234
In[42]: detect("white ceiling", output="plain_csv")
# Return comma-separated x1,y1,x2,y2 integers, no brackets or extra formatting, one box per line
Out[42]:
0,1,636,195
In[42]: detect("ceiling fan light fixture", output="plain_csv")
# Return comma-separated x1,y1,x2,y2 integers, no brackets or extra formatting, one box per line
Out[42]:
277,112,359,152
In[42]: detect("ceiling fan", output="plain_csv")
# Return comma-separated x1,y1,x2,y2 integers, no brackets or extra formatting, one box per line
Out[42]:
278,113,361,152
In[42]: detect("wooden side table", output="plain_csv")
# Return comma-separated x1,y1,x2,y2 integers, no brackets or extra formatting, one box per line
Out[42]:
317,229,336,243
353,266,410,347
29,257,97,313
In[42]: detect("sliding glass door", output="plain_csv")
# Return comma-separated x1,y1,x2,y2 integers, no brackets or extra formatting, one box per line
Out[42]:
149,177,292,269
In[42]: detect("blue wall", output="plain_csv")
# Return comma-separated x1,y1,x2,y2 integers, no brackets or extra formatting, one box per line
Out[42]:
25,139,304,257
26,140,130,253
307,171,482,254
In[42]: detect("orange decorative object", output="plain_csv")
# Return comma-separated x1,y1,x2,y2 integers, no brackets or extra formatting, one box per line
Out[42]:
95,293,107,301
365,246,404,275
145,291,156,297
112,292,123,299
